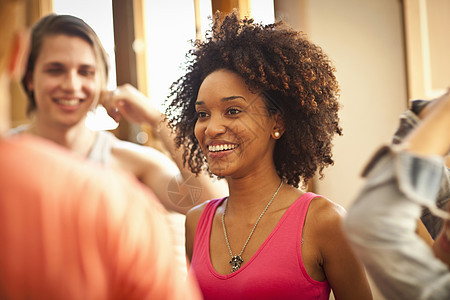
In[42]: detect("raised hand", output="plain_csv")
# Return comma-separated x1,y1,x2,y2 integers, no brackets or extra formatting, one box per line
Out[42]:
100,84,163,127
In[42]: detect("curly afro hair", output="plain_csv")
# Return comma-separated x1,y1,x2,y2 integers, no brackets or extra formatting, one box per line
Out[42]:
165,11,342,188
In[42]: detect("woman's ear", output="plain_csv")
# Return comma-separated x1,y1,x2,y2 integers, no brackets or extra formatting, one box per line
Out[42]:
271,111,285,139
9,29,30,81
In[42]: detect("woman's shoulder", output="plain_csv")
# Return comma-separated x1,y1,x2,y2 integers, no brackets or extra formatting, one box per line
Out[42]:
186,198,224,220
186,201,208,221
185,199,223,242
186,198,225,226
303,195,349,263
308,195,346,229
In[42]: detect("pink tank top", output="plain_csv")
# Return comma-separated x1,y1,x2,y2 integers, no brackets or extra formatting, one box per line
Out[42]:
190,192,331,300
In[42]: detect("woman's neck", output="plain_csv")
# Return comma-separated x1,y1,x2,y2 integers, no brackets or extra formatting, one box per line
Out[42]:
226,169,283,209
29,117,96,158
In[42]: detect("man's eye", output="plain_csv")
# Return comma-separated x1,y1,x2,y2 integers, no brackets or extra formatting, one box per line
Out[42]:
80,69,95,77
45,68,63,74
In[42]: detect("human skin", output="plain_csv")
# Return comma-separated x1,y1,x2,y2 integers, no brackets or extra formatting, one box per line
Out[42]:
185,69,372,299
24,33,228,214
27,35,99,130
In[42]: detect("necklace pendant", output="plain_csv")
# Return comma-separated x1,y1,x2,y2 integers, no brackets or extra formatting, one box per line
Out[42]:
229,255,244,272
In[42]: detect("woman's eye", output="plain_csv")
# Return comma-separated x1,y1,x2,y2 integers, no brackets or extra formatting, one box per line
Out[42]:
196,111,208,119
227,108,241,115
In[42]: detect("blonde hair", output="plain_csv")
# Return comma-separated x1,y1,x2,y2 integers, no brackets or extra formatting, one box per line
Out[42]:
0,0,25,73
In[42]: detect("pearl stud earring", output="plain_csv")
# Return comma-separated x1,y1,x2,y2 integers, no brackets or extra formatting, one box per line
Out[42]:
274,131,280,138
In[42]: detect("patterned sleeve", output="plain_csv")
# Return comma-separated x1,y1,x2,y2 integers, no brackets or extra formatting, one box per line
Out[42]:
391,99,429,145
391,99,449,239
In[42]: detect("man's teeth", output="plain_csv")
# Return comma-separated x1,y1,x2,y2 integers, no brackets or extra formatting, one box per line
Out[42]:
208,144,237,152
56,99,80,106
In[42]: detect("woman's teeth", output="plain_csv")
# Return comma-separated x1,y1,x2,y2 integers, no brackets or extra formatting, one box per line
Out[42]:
56,99,80,106
208,144,237,152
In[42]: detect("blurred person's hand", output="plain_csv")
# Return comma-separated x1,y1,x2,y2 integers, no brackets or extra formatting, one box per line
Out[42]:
100,84,163,127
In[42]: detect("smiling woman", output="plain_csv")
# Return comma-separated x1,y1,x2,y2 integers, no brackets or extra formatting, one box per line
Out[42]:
165,11,373,300
194,69,280,179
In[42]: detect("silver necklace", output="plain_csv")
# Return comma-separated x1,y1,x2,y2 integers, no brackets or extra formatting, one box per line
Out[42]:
221,180,283,272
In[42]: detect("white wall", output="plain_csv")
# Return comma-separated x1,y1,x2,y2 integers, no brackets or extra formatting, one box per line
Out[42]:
304,0,408,209
304,1,408,299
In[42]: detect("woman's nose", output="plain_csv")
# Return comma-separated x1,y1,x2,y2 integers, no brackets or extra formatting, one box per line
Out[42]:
204,115,227,137
61,70,82,91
